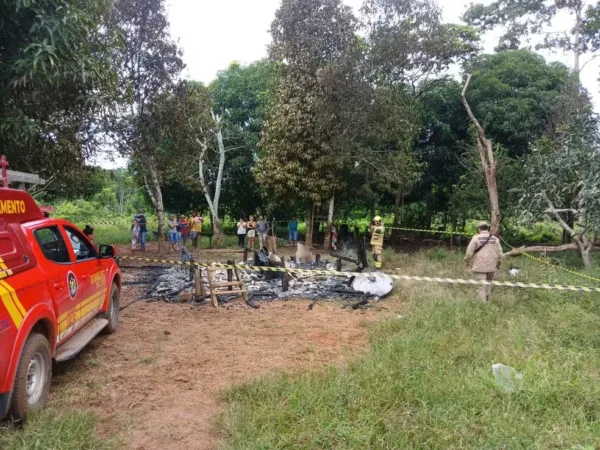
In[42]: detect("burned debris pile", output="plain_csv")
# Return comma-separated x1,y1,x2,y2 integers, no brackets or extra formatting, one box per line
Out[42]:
125,241,394,308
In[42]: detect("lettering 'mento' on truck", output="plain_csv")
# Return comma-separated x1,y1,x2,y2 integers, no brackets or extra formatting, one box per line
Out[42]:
0,188,121,422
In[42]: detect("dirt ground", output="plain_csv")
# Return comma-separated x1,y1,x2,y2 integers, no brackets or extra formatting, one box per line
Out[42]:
50,244,394,450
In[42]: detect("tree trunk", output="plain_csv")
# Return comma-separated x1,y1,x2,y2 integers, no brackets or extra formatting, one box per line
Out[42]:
323,195,334,250
574,6,582,75
461,74,502,236
583,246,593,269
119,190,125,215
305,200,315,248
143,160,165,253
487,163,501,235
196,112,227,248
504,243,580,257
212,215,224,248
392,188,401,244
401,190,405,225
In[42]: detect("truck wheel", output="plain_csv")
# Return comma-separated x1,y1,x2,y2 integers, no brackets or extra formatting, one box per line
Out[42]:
9,333,52,422
100,283,119,334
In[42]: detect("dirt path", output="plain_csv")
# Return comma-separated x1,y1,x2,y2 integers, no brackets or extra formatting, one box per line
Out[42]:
51,258,392,449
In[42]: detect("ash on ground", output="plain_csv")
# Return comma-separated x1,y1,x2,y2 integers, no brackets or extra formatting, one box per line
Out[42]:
142,260,393,307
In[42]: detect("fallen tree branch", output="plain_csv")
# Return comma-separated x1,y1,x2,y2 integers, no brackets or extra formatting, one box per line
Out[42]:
503,243,600,257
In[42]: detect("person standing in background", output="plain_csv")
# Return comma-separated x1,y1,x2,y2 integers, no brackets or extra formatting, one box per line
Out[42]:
288,218,298,247
168,215,179,252
257,215,270,249
246,215,256,249
176,215,182,243
138,211,147,252
179,215,189,248
237,217,247,248
83,225,95,244
132,216,141,251
189,211,202,249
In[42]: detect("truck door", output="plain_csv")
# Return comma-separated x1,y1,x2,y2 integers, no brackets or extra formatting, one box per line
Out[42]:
62,226,107,327
32,226,76,343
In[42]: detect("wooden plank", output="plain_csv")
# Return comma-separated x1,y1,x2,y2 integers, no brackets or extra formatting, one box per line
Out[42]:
213,281,243,288
227,259,234,291
203,249,244,254
214,289,247,295
207,269,218,307
7,170,46,185
234,267,250,304
195,268,205,298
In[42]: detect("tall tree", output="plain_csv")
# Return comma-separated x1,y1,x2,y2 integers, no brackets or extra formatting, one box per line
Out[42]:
0,0,118,193
464,50,572,157
463,0,600,74
258,0,362,247
109,0,184,247
362,0,480,87
461,74,502,235
358,0,479,231
135,81,216,240
209,61,281,217
517,114,600,267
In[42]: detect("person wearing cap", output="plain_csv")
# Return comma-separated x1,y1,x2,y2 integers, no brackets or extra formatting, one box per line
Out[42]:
370,216,385,269
465,221,504,301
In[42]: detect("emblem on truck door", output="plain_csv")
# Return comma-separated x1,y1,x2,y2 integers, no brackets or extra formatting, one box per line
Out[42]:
67,271,78,299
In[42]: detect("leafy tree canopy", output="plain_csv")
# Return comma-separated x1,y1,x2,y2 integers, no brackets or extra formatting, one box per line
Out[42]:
0,0,118,194
464,50,573,157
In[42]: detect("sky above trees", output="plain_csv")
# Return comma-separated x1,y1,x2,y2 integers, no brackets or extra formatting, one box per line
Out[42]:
166,0,600,104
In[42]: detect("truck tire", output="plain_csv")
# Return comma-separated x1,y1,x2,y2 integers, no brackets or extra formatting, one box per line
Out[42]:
8,332,52,422
100,283,119,334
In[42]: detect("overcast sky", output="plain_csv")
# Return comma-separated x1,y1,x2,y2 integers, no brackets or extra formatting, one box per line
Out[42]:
96,0,600,168
166,0,598,88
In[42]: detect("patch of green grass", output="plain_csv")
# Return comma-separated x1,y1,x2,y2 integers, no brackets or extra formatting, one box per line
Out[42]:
138,355,157,365
426,246,449,261
0,408,117,450
218,248,600,449
85,358,101,368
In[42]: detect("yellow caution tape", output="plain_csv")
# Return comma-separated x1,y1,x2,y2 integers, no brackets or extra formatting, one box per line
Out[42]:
74,218,156,227
117,255,600,293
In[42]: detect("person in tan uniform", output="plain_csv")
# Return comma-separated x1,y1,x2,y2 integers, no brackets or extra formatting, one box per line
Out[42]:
370,216,385,269
465,221,503,301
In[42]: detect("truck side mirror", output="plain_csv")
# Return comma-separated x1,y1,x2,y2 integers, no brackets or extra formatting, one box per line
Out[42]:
99,245,116,258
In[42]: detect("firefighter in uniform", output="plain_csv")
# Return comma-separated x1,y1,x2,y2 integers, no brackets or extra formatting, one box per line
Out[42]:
370,216,385,269
465,221,503,301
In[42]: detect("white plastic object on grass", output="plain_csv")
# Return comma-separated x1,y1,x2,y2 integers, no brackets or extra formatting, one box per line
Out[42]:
351,274,393,298
492,363,523,393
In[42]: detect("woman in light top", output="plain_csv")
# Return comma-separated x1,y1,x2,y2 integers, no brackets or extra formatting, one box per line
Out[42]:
246,215,256,249
237,217,247,248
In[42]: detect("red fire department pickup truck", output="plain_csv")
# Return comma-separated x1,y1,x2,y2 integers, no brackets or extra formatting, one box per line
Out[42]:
0,189,120,422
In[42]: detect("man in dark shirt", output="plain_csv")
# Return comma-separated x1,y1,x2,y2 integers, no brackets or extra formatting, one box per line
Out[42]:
138,211,147,251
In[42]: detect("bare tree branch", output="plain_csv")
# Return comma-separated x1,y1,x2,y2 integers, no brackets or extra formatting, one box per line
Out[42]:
542,193,577,237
